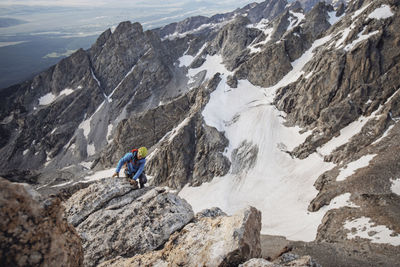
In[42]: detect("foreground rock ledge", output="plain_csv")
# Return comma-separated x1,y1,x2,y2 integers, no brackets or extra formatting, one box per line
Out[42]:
0,177,83,267
100,206,262,266
63,178,194,267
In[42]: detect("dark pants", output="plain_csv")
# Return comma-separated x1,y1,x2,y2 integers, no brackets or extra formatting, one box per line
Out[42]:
125,169,147,188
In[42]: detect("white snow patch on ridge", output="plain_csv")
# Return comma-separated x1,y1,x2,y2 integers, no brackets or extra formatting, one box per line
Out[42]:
38,88,76,106
247,19,274,54
336,154,376,181
368,5,394,20
344,30,379,51
287,11,304,31
352,2,373,20
344,217,400,246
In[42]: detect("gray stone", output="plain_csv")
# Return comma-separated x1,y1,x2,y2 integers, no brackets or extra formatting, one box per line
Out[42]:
99,206,262,267
63,178,194,266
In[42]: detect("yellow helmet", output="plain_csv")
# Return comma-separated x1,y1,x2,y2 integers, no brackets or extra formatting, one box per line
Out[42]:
138,147,148,158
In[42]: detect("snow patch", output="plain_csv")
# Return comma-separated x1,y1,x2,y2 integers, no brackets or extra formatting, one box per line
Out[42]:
352,2,373,20
87,143,95,157
328,11,344,25
91,69,101,87
80,161,93,170
83,168,115,183
163,20,230,41
287,11,304,31
391,178,400,195
336,154,376,181
368,5,394,20
344,30,379,51
79,116,91,139
107,124,113,142
178,42,207,67
23,149,29,156
38,93,56,106
51,181,73,188
247,19,274,54
188,54,233,81
344,217,400,246
60,88,74,96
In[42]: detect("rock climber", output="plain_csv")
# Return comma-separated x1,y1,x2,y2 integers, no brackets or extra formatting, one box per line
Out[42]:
112,147,148,188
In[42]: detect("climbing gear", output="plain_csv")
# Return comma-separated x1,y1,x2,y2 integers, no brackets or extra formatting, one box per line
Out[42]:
137,147,148,158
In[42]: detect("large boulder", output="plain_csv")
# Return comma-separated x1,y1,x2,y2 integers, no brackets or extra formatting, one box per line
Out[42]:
63,178,194,267
100,206,262,266
0,177,83,267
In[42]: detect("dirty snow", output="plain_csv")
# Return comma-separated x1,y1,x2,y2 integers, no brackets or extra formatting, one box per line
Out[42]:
368,4,394,20
336,154,376,181
344,216,400,246
391,178,400,195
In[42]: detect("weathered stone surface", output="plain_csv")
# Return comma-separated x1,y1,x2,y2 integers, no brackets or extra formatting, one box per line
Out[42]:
63,178,194,266
0,178,83,267
99,206,261,267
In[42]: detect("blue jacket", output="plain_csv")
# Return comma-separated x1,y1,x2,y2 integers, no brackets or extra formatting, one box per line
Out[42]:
116,151,146,180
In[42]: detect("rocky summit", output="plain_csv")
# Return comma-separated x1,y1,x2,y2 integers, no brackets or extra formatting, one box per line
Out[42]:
1,0,400,266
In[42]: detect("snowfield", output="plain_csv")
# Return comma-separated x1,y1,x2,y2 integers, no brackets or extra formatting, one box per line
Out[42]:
178,36,362,241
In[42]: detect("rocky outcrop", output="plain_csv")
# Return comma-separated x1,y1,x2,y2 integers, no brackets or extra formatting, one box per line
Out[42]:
99,206,261,267
63,178,194,266
145,74,231,189
0,178,83,267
